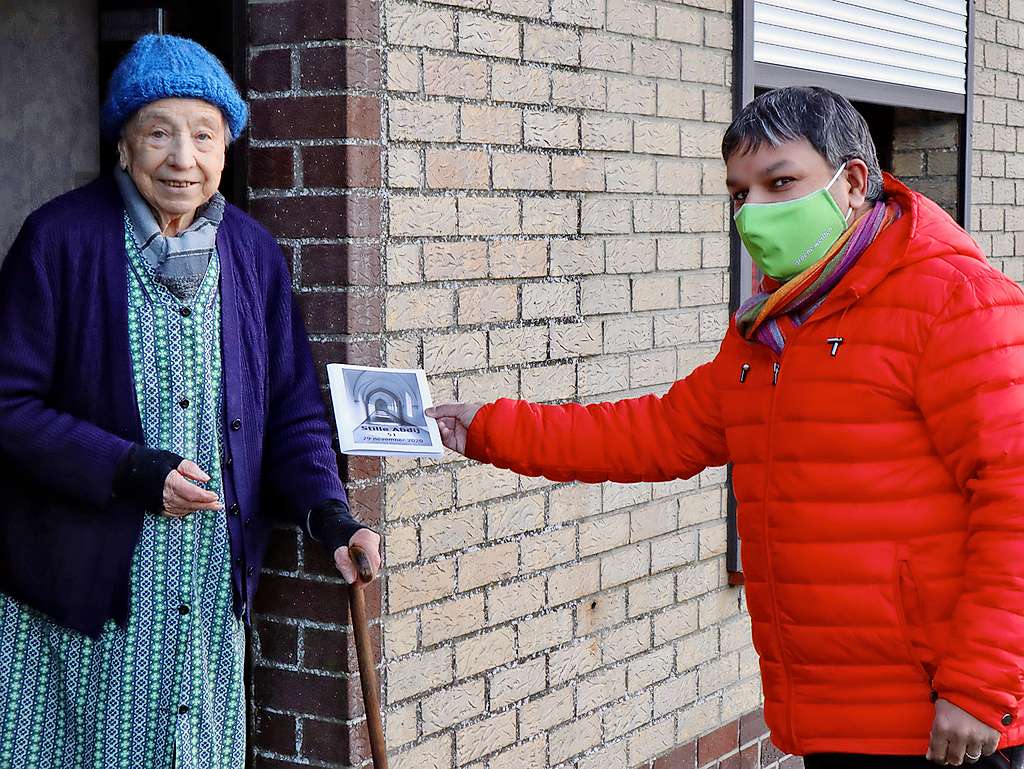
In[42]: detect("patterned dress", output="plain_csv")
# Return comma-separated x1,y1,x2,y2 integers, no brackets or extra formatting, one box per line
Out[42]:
0,216,246,768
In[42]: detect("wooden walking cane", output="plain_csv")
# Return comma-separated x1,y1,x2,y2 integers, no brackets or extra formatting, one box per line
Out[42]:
348,544,388,769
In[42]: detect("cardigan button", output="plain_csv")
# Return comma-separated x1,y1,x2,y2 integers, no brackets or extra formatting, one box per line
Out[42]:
228,503,239,516
225,456,233,468
230,418,242,431
247,566,255,577
178,604,190,616
179,307,191,318
178,704,189,715
178,397,189,409
1003,714,1014,726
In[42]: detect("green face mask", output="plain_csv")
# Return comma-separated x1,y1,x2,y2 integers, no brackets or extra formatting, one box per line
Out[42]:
733,164,852,281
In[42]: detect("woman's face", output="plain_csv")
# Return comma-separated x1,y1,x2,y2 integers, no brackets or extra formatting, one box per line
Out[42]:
118,98,227,231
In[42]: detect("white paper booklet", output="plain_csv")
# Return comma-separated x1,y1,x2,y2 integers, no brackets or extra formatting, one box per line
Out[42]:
327,364,444,457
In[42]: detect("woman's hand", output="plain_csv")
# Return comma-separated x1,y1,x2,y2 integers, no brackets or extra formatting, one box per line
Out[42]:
334,528,383,584
425,402,484,455
161,459,222,518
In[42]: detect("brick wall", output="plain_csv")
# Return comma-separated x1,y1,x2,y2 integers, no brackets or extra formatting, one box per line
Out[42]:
245,1,389,767
374,0,781,766
971,0,1024,283
891,108,961,220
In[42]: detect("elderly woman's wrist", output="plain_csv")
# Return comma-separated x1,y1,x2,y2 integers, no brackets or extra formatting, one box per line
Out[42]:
112,444,183,511
306,498,371,554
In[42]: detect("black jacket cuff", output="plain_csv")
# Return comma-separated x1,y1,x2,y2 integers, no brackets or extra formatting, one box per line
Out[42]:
306,498,369,554
112,445,184,513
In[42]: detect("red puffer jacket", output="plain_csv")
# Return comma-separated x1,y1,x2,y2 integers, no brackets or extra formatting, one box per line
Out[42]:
466,175,1024,755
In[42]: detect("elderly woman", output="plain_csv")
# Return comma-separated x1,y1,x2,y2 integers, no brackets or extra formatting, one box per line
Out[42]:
0,34,380,767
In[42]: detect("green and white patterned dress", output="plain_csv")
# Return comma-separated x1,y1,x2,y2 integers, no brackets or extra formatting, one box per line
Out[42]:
0,215,246,768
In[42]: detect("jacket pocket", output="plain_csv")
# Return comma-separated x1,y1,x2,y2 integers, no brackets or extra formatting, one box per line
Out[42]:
894,555,936,685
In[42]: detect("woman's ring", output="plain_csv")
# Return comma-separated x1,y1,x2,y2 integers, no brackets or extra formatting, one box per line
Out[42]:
964,750,982,763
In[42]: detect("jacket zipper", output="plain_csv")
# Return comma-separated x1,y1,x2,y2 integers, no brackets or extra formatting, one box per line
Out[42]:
761,346,796,748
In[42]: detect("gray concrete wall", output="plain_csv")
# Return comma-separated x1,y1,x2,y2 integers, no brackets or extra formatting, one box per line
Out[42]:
0,0,100,259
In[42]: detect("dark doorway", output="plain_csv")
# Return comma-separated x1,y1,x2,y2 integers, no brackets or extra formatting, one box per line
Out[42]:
97,0,248,206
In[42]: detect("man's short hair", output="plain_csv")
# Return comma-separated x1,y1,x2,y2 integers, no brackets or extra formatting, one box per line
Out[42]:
721,86,885,202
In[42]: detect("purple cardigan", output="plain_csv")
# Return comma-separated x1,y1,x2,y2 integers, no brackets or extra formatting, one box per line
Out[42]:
0,176,349,637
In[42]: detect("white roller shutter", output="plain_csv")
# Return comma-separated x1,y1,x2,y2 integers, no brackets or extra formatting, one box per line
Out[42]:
753,0,968,95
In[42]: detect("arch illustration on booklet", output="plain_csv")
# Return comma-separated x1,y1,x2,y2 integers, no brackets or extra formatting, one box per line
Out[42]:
327,364,444,457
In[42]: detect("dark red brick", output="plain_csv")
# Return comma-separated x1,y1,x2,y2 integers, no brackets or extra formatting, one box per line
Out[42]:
249,194,381,239
254,709,297,755
262,526,299,571
653,739,696,769
255,619,299,665
253,756,310,769
249,146,294,189
778,757,803,768
250,95,380,140
249,0,379,44
303,716,371,764
738,744,760,769
344,454,383,482
302,145,381,189
760,738,786,767
348,485,382,528
301,46,381,90
302,242,382,287
297,290,382,335
249,48,292,92
254,573,349,624
253,667,359,719
304,625,382,675
739,709,768,746
698,723,738,767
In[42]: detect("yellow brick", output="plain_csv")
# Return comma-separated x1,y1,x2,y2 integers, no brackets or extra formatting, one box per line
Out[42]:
521,281,577,319
653,600,699,645
458,369,520,401
424,53,488,98
489,325,548,365
517,608,573,656
461,105,523,144
581,275,630,314
680,121,726,157
424,330,488,373
608,76,657,115
552,156,604,191
525,111,579,149
580,197,631,234
387,286,455,330
456,626,516,678
603,617,652,663
459,197,520,235
549,481,601,523
523,24,580,64
489,738,546,769
390,197,457,237
390,99,459,142
425,149,489,189
632,274,678,311
550,239,604,276
492,0,547,18
549,713,602,764
523,198,578,235
457,463,519,506
553,0,604,27
386,242,421,285
521,686,575,737
421,593,486,646
493,152,550,190
580,741,629,769
422,680,486,734
627,644,674,693
459,541,519,590
550,319,603,357
552,70,606,109
490,239,548,277
386,701,419,750
387,50,420,93
628,717,676,765
424,241,488,281
387,2,456,48
606,0,654,36
657,159,703,195
487,492,546,538
459,12,520,58
456,710,517,764
387,148,421,189
422,506,486,558
389,559,457,612
676,698,722,742
387,523,419,566
386,470,453,520
656,5,702,44
631,348,677,387
577,587,626,635
387,337,421,369
634,118,681,155
630,498,678,541
698,651,740,696
658,81,703,119
635,39,680,78
489,656,547,707
548,560,600,605
605,237,656,274
521,526,577,572
458,284,519,325
605,158,656,194
579,355,629,395
492,62,550,104
392,734,452,769
387,647,454,703
488,575,546,624
582,114,632,151
682,46,727,85
581,31,631,72
548,638,602,684
578,666,627,713
601,542,650,587
521,362,576,402
383,611,419,659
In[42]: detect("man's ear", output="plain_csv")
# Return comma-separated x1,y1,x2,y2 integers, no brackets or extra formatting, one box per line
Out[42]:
117,138,129,171
845,158,870,210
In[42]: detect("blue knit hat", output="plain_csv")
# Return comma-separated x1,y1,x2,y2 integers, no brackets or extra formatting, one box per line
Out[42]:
101,34,248,142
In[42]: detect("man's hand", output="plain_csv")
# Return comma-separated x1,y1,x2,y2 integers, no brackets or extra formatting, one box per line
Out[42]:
926,698,1001,765
425,402,484,455
334,528,383,584
161,459,222,518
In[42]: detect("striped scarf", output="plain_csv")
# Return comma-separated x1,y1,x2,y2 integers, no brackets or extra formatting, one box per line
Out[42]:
735,198,901,354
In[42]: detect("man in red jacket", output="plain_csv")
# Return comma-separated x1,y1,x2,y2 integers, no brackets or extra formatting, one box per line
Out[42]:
429,87,1024,769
